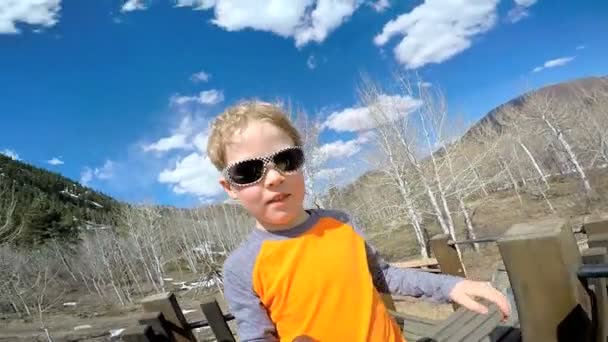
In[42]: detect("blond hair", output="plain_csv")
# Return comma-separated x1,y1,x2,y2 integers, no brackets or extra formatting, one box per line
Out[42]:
207,100,302,170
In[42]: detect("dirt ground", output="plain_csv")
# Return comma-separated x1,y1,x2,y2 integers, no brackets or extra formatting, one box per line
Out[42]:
3,169,608,341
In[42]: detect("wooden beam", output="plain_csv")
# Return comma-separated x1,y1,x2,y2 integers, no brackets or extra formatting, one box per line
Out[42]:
141,292,196,342
584,217,608,236
200,298,236,342
390,258,439,269
497,218,592,341
430,234,466,278
582,247,608,342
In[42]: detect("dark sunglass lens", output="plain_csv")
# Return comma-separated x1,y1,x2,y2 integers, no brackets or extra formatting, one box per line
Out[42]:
229,160,265,184
274,148,304,172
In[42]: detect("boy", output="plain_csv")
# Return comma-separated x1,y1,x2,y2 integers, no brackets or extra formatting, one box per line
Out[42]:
207,101,510,342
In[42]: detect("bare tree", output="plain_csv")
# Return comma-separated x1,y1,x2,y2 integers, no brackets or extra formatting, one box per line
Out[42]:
0,178,17,240
522,91,594,197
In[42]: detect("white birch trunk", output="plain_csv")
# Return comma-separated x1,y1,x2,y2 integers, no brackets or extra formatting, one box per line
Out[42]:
517,140,549,188
542,115,593,195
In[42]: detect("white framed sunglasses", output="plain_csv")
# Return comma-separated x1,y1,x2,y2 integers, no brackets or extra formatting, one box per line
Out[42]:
222,146,305,186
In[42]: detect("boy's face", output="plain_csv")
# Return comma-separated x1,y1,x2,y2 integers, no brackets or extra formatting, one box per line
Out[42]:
219,120,306,230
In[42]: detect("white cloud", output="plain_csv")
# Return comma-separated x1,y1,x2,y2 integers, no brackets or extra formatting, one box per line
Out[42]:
94,160,115,180
158,150,222,198
47,157,64,165
199,89,224,104
576,45,586,50
374,0,499,69
1,149,20,161
175,0,216,10
532,56,574,73
190,70,211,83
143,133,191,153
80,160,115,185
192,132,209,152
322,94,422,132
507,0,537,23
141,114,221,198
514,0,537,7
316,167,346,180
0,0,61,34
142,115,209,154
121,0,146,12
176,0,360,48
170,89,224,107
80,167,93,185
419,81,432,88
369,0,390,12
318,139,363,159
307,55,317,70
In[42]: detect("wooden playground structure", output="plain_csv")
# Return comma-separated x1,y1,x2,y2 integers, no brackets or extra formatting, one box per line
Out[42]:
120,216,608,342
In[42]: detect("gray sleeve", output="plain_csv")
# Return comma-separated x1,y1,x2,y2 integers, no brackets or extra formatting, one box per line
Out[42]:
335,209,463,303
365,241,463,303
223,259,278,341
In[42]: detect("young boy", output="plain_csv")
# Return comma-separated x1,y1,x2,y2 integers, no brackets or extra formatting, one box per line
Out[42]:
207,101,510,342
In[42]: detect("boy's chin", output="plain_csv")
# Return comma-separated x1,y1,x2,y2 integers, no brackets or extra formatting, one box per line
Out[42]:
261,210,304,228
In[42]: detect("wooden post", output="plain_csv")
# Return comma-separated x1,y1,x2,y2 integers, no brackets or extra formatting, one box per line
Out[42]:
582,247,608,342
430,234,466,312
122,325,157,342
200,298,236,342
497,218,593,342
141,292,196,342
430,234,466,278
139,311,174,341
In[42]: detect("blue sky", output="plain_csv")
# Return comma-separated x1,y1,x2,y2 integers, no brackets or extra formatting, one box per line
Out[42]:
1,0,607,207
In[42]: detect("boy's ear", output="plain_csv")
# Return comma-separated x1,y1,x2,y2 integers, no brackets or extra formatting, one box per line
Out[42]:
219,177,238,200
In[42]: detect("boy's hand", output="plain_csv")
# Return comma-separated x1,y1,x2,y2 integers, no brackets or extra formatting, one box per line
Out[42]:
448,280,511,320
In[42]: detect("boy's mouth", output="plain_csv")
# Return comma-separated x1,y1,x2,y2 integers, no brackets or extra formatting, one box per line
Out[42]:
268,193,290,204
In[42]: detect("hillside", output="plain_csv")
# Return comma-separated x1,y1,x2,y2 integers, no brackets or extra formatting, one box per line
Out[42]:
463,75,608,139
0,154,120,246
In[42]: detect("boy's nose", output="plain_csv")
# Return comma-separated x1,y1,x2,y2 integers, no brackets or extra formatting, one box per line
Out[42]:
264,164,285,187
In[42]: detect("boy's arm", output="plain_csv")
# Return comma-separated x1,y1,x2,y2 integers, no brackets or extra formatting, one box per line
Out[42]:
364,240,463,302
223,267,278,342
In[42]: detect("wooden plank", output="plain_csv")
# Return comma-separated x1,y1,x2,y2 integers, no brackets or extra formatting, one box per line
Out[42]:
122,325,157,342
430,308,478,341
584,217,608,236
497,218,593,342
430,234,466,311
389,310,437,338
141,292,196,342
430,234,466,278
449,305,501,341
389,258,439,269
200,298,236,342
588,233,608,251
582,247,608,342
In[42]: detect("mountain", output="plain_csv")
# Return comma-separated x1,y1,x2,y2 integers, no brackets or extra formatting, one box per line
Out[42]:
463,75,608,139
0,154,121,247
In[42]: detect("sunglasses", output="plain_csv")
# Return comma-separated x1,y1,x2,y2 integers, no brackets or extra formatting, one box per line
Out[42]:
222,146,305,186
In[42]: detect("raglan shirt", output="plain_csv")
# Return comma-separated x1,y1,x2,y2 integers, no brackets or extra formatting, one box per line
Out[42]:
222,209,463,342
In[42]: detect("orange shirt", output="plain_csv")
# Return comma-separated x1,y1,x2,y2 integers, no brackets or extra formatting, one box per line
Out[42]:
223,209,461,341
